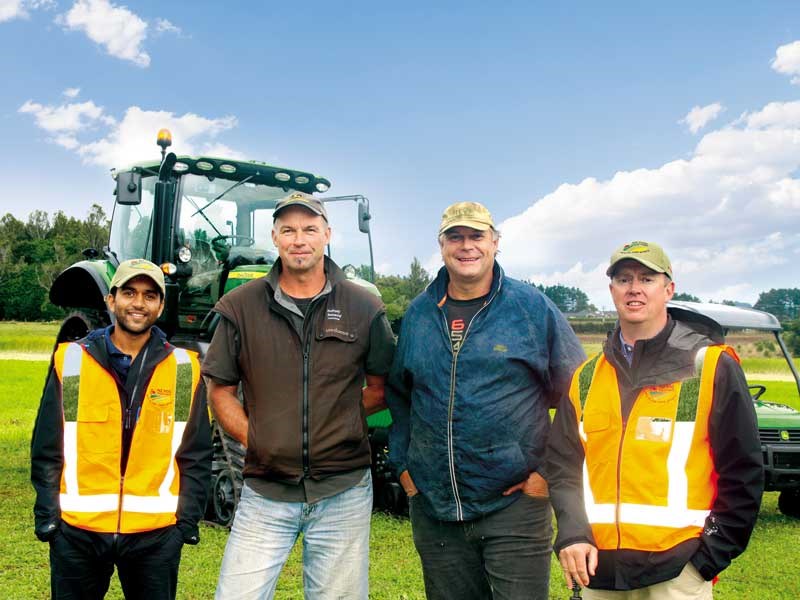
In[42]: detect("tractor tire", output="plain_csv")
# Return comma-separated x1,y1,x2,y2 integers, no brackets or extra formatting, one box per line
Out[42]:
778,489,800,519
57,309,110,344
211,468,239,528
205,422,245,527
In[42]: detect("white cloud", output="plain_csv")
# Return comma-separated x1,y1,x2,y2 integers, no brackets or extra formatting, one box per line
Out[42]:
680,102,724,134
77,106,237,168
771,40,800,85
59,0,150,67
0,0,26,22
488,92,800,308
154,17,180,35
62,87,81,99
18,99,115,133
19,95,240,170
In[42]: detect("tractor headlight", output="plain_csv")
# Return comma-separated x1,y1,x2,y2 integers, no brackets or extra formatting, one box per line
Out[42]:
177,246,192,263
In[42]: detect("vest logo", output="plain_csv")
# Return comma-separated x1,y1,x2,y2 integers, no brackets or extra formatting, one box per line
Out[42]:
645,384,675,402
493,344,508,353
148,388,173,405
326,308,342,321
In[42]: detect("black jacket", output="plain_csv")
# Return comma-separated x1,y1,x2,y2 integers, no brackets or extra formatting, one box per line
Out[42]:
30,327,212,543
547,315,764,590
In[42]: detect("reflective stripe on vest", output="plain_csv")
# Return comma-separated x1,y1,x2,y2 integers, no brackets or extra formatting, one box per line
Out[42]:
568,345,738,551
53,342,200,533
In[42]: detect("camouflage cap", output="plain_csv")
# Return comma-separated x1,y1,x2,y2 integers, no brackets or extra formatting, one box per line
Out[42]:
110,259,166,296
274,191,329,222
438,202,494,235
607,241,673,279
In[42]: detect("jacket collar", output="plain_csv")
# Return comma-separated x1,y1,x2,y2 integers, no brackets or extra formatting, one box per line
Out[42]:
265,255,346,294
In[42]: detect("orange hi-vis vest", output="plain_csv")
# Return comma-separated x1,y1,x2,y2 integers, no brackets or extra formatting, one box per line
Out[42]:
568,344,738,552
52,341,201,534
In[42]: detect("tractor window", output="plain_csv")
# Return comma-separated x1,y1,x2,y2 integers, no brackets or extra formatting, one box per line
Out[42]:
176,175,283,271
109,175,156,261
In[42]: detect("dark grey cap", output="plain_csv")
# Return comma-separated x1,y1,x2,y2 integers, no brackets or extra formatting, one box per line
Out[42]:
273,191,328,221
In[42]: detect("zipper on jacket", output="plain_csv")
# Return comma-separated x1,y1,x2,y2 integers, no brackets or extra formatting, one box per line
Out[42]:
439,278,501,521
302,340,311,476
116,475,125,534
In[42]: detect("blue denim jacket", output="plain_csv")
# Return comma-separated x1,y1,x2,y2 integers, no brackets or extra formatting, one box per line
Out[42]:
387,263,585,521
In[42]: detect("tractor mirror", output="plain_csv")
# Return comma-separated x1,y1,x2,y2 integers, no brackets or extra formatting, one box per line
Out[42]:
116,172,142,205
358,202,371,233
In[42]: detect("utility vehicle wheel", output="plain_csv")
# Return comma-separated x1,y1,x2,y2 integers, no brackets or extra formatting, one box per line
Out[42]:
778,489,800,518
57,309,109,343
212,469,238,527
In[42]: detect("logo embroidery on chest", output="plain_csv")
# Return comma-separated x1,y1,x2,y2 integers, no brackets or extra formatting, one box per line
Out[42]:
326,308,342,321
148,388,173,405
644,384,675,402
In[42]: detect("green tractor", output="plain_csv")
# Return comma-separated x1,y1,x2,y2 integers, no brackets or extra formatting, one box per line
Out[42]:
668,301,800,518
48,130,403,525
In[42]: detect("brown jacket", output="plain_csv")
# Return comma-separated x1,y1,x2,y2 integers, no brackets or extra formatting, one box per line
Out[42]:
213,258,385,482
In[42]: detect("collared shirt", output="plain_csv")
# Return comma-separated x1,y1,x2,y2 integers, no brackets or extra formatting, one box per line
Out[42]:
103,325,132,381
619,330,635,366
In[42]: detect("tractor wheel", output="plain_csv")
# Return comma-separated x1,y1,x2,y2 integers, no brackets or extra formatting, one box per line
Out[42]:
57,309,109,343
212,469,238,528
778,489,800,518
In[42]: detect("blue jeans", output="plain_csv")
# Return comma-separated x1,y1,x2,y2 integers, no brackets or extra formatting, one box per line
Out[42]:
215,471,372,600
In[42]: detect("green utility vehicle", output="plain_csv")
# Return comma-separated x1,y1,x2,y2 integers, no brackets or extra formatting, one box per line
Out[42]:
48,131,401,525
668,301,800,518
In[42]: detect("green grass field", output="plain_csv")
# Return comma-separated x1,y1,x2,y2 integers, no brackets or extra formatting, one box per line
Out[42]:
0,321,58,353
2,323,800,598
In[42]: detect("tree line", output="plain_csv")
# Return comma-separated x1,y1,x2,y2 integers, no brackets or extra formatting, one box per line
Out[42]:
0,206,109,321
1,208,798,347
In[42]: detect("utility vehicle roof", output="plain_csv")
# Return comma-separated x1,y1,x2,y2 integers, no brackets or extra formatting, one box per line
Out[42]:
668,300,781,332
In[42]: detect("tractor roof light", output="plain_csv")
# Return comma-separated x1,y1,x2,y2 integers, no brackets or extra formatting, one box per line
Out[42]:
295,175,310,184
274,172,291,182
219,163,237,174
173,162,189,173
196,160,214,171
315,181,330,193
157,129,172,150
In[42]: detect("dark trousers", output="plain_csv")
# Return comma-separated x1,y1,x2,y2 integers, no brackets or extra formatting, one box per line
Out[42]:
410,494,553,600
49,522,184,600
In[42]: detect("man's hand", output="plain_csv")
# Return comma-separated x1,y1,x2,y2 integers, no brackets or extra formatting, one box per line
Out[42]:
503,471,549,498
558,543,598,588
207,380,248,446
399,470,418,497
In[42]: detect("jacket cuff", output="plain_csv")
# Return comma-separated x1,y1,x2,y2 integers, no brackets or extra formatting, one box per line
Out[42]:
176,520,200,545
35,519,60,542
690,553,717,581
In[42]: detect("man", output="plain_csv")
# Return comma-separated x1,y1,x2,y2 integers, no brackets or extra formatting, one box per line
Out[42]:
548,241,764,599
386,202,585,600
31,259,212,600
205,191,396,599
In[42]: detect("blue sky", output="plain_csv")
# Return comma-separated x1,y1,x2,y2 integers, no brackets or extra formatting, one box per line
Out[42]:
2,1,800,308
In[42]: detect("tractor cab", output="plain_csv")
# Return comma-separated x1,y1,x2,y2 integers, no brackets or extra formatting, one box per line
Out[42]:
51,130,376,349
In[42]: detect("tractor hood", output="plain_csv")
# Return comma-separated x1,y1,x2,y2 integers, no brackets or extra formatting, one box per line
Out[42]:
754,400,800,429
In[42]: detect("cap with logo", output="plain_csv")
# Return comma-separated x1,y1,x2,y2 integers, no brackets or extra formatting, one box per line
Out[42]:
438,202,495,235
110,259,166,296
273,191,328,222
607,241,673,279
